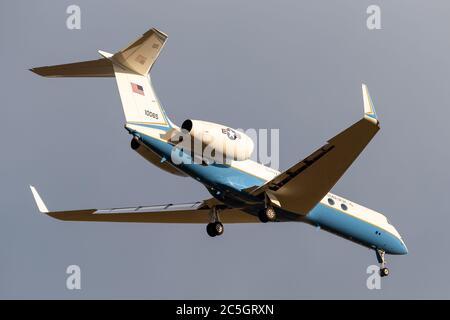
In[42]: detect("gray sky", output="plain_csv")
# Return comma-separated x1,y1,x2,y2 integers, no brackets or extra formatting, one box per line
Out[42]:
1,0,449,299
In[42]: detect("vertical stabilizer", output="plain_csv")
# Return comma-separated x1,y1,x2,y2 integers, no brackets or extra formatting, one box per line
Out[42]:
31,28,173,130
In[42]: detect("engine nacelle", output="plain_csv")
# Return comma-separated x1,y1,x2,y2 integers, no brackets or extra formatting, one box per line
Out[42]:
180,119,254,162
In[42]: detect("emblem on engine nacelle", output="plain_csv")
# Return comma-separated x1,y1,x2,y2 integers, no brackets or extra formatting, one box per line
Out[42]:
222,128,240,141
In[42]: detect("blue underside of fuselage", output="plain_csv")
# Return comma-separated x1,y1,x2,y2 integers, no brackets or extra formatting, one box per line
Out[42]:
307,204,407,255
134,129,406,255
137,130,266,204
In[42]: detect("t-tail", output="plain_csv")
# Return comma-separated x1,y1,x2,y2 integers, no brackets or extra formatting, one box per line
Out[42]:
30,28,175,134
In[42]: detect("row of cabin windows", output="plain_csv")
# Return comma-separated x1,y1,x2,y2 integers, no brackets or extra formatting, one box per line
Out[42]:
327,198,348,211
327,198,387,235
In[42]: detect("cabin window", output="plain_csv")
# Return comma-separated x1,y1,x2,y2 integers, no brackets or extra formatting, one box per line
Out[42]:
327,198,335,206
341,204,348,211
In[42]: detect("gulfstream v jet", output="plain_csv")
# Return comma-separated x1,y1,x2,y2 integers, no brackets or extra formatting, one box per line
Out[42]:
30,28,407,277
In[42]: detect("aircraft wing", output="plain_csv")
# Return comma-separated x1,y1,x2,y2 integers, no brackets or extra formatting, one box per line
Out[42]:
251,84,380,215
29,186,259,223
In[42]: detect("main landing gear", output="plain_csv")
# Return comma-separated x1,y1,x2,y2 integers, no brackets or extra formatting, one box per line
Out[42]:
258,206,277,223
206,222,224,237
206,207,224,237
376,249,389,277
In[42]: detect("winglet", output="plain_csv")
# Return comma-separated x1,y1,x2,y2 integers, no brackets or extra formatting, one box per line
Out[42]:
30,185,49,213
362,84,379,125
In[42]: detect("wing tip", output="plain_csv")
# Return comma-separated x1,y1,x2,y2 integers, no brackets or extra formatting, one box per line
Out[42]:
29,185,49,213
29,68,39,75
29,67,52,77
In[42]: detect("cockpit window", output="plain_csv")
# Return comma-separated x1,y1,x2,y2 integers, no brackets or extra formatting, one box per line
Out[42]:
341,204,348,211
328,198,335,206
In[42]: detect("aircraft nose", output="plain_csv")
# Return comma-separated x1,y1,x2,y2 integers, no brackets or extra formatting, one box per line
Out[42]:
388,225,408,255
400,240,408,255
394,238,408,255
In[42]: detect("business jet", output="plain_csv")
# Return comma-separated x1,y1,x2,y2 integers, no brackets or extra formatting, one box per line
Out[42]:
29,28,407,277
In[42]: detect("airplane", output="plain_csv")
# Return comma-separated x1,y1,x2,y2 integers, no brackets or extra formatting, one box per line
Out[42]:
29,28,407,277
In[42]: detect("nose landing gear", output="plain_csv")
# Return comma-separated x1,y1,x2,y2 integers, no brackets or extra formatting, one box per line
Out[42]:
376,249,389,277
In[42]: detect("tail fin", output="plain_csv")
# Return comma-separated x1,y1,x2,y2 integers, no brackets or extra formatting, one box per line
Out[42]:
111,28,167,75
31,28,173,130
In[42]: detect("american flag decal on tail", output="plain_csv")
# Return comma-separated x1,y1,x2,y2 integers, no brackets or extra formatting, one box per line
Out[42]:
131,82,145,96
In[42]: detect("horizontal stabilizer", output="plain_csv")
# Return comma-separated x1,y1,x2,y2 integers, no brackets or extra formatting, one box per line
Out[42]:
30,58,114,78
30,28,167,78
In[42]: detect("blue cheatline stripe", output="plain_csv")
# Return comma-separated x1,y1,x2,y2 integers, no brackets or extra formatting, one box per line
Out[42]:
306,203,406,254
127,122,171,132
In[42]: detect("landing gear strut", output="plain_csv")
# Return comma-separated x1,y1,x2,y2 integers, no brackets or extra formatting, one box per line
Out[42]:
206,207,224,237
376,249,389,277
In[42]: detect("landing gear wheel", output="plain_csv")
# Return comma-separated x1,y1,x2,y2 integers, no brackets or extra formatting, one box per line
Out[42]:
206,223,216,237
379,267,389,277
214,222,224,236
266,206,277,222
206,222,224,237
130,137,140,150
258,206,277,223
258,211,269,223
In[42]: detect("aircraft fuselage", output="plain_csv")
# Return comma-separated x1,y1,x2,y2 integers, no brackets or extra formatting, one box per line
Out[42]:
133,125,408,256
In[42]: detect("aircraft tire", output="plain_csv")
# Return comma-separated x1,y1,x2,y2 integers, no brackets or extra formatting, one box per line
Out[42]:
214,222,224,236
379,267,389,277
206,223,217,237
